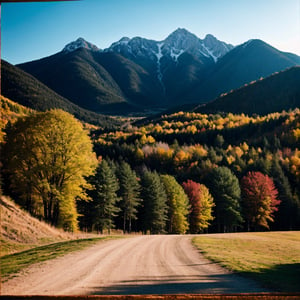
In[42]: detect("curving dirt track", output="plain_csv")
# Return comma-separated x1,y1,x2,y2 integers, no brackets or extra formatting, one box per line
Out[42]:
1,235,269,295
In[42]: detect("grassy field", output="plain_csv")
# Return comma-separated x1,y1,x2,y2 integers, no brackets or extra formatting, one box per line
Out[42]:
0,236,119,281
193,231,300,292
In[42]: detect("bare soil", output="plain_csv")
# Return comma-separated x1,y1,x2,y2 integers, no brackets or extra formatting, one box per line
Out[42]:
1,235,270,295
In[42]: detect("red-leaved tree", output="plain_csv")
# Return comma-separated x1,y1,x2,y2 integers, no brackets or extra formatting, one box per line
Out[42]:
241,171,281,230
182,180,214,233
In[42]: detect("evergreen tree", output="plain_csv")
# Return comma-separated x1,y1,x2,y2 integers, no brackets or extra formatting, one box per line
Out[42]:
117,161,141,233
90,159,120,234
262,136,270,150
206,166,243,232
106,157,118,174
3,109,97,231
161,175,190,234
253,156,272,175
140,170,168,234
207,147,219,164
270,158,299,230
214,134,225,148
273,136,281,149
182,180,214,233
77,197,94,232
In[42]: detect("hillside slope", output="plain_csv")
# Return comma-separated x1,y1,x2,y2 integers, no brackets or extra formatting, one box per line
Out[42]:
18,49,162,114
17,50,129,110
0,96,35,142
186,39,300,103
0,196,71,256
1,60,121,127
195,66,300,115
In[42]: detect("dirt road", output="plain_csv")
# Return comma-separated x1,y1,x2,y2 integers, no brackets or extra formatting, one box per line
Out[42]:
2,235,269,295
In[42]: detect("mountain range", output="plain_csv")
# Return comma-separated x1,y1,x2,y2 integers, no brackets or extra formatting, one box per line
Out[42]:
3,28,300,116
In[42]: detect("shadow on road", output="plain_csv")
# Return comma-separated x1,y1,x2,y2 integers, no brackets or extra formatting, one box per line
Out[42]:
91,273,269,295
240,263,300,293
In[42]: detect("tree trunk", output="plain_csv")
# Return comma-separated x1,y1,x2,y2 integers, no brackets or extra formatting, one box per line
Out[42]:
128,216,132,234
123,212,126,234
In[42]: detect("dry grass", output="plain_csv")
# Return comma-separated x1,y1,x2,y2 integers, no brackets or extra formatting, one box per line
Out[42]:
0,196,96,256
193,232,300,292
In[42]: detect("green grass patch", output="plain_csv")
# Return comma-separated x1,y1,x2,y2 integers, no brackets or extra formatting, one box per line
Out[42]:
0,237,36,256
193,232,300,292
0,236,119,281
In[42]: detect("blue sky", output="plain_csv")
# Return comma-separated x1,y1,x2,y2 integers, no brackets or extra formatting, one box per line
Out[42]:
2,0,300,64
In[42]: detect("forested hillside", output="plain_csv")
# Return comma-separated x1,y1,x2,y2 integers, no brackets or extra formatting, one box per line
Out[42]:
2,105,299,233
1,60,121,127
89,109,300,232
195,66,300,115
0,96,35,142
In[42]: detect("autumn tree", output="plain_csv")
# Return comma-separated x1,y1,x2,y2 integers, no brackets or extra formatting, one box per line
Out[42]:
182,180,214,233
3,109,97,231
117,161,141,233
140,170,168,234
241,171,281,231
161,175,190,234
206,166,243,232
89,159,120,233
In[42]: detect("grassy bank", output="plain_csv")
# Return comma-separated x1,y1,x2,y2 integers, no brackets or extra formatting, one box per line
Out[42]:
193,231,300,292
0,236,119,281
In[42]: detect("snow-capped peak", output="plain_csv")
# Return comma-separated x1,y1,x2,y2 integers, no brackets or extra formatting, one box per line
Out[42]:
164,28,201,52
62,29,234,66
103,29,234,63
109,37,130,48
105,35,158,60
162,29,234,62
165,28,198,42
62,38,100,53
202,34,234,61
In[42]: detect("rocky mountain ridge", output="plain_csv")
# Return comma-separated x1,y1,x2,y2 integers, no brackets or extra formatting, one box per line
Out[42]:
13,28,300,115
63,28,234,63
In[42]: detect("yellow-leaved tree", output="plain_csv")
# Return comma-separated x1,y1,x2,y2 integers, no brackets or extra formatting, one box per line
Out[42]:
160,175,190,234
3,109,97,231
